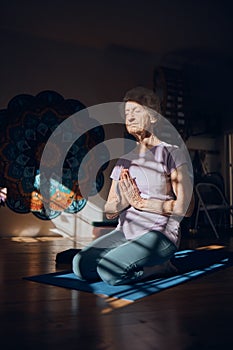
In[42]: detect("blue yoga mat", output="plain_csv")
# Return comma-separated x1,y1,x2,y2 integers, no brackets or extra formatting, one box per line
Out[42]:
24,249,233,301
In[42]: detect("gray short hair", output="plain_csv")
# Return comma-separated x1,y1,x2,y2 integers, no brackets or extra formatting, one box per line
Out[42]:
123,86,161,115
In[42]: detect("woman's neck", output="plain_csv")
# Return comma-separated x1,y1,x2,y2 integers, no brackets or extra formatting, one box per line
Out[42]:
136,134,161,153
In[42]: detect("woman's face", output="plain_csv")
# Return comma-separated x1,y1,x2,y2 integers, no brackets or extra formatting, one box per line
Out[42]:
125,101,152,136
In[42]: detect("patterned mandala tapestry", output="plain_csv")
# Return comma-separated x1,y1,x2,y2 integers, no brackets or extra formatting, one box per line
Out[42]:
0,91,109,219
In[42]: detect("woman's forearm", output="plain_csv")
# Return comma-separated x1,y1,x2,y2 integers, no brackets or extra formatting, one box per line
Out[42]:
105,199,129,219
135,197,191,217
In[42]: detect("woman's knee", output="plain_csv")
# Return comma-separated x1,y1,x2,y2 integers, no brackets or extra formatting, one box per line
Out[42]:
73,249,102,281
72,251,98,281
72,252,91,280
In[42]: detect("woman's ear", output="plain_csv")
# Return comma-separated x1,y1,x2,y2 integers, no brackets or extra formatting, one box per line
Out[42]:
150,116,158,124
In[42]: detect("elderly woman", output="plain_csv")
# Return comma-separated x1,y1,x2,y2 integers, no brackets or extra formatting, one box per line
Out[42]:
73,87,194,285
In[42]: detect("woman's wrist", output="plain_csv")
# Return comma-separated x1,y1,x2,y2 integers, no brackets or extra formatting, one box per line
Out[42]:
135,197,164,214
106,212,119,219
133,197,146,210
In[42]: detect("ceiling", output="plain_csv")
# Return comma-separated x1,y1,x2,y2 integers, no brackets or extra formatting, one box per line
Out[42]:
0,0,232,118
1,0,232,62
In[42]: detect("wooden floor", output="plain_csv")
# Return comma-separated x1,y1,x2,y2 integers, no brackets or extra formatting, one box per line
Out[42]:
1,231,233,350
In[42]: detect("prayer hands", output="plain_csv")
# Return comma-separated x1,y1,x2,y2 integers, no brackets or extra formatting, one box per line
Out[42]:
119,168,144,210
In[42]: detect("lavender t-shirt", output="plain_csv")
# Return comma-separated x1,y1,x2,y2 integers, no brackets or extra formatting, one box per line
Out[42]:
110,142,187,247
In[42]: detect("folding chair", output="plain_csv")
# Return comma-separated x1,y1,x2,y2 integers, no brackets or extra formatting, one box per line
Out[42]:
194,182,233,238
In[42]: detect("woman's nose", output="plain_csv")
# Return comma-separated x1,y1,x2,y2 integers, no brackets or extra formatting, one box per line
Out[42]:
126,113,135,121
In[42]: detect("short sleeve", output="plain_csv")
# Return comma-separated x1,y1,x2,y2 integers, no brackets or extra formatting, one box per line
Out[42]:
167,146,187,174
110,158,131,180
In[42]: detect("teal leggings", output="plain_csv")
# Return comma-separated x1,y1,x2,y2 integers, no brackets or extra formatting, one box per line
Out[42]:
72,229,177,286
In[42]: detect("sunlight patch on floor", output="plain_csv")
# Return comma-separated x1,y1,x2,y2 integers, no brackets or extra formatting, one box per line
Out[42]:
100,295,133,314
11,236,65,243
196,245,225,250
